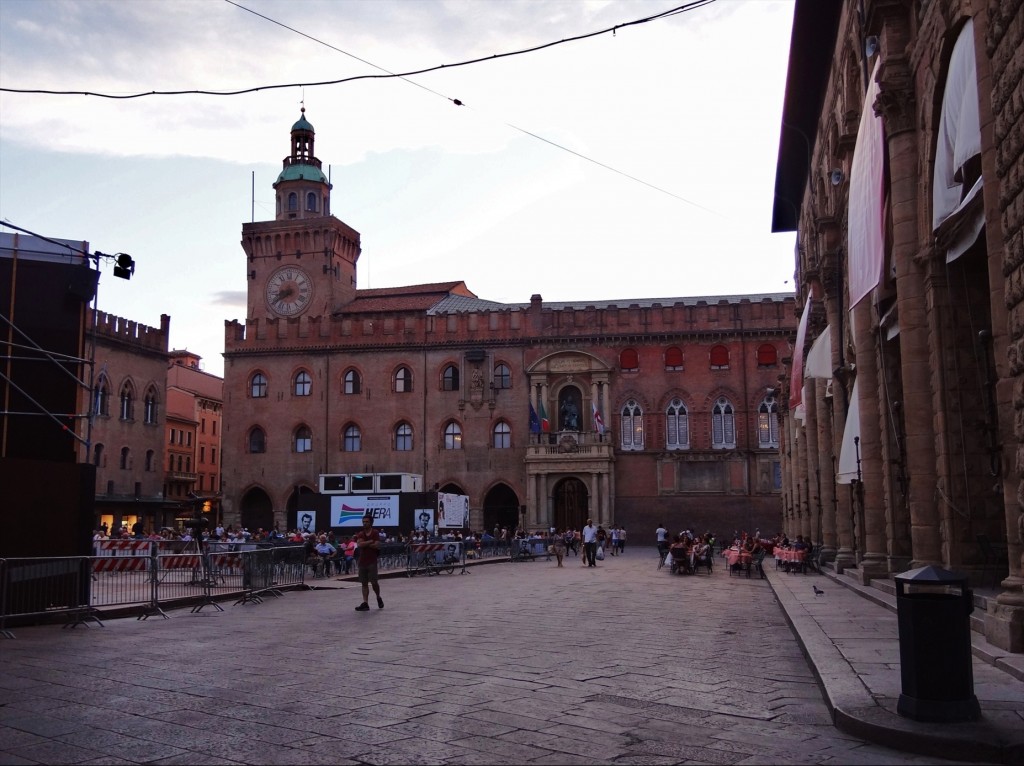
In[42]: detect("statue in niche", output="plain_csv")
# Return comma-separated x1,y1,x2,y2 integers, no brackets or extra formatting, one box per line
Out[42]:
471,368,484,391
560,398,579,431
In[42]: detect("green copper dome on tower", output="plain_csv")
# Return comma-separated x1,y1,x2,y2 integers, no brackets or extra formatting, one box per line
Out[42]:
274,108,329,186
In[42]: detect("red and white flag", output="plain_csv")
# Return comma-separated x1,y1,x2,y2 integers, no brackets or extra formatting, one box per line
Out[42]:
592,401,606,435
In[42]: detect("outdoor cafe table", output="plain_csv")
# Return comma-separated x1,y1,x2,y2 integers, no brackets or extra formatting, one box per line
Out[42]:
775,548,806,572
724,547,752,568
775,548,806,564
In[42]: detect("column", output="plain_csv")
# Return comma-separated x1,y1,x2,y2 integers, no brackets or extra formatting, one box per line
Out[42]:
852,298,888,581
815,378,837,560
792,402,809,540
803,378,820,544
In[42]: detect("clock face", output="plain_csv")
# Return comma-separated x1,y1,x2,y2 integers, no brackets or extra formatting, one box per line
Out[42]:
266,267,313,317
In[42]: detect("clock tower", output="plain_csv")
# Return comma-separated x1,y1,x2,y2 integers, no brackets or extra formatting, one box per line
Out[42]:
242,109,361,319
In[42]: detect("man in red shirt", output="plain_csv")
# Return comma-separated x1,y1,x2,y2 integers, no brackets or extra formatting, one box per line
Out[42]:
354,514,383,611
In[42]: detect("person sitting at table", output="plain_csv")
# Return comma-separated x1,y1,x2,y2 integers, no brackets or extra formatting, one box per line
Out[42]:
742,535,756,554
691,535,711,572
792,534,809,551
669,534,691,574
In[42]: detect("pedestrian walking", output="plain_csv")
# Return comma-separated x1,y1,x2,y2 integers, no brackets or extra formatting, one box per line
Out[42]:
353,514,384,611
552,528,566,567
656,522,669,559
582,518,598,567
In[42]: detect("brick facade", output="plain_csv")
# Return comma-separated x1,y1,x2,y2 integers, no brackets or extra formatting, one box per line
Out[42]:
774,0,1024,652
221,114,796,540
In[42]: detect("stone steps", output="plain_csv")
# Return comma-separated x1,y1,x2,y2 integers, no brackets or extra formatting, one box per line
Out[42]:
823,564,1024,681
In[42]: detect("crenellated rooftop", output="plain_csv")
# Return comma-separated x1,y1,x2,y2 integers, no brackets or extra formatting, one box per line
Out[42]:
224,292,795,354
90,310,170,353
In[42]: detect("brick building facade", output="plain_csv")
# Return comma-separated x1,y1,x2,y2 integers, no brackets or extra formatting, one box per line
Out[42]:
165,350,224,524
81,310,170,534
773,0,1024,653
221,111,796,539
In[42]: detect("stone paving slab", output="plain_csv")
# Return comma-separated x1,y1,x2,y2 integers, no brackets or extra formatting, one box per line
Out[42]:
764,563,1024,764
0,550,1006,765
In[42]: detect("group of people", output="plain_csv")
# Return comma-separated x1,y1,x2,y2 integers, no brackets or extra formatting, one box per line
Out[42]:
666,532,714,574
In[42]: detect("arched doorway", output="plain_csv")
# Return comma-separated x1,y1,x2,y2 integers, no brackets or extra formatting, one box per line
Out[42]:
482,483,520,536
553,477,588,532
239,486,273,532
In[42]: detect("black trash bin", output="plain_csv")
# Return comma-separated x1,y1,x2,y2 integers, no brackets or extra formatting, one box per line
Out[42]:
894,565,980,722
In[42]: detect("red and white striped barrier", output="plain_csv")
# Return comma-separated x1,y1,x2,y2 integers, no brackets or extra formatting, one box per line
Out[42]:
94,540,151,556
92,556,148,573
410,543,445,553
161,555,202,570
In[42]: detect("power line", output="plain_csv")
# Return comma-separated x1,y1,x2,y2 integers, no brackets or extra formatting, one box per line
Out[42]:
223,0,719,213
1,0,720,213
0,1,716,100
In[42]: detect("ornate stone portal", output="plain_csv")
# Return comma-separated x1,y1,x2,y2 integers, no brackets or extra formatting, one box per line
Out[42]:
524,351,614,530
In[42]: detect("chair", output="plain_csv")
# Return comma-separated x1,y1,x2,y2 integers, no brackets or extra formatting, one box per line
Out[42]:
752,549,768,579
692,547,713,575
670,547,691,575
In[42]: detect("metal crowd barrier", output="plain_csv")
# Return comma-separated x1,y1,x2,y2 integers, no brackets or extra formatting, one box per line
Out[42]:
2,537,525,637
0,557,100,638
0,544,309,637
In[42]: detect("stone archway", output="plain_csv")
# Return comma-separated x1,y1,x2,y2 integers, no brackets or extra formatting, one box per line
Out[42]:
239,486,273,532
482,483,520,536
553,477,588,532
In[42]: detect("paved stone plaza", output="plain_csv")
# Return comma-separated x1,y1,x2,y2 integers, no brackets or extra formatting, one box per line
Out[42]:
0,551,983,765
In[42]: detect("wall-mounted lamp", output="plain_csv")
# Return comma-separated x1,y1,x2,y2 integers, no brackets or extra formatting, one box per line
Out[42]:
865,36,879,58
829,169,845,187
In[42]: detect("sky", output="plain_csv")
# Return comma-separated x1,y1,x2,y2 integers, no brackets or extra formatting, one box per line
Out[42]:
0,0,797,378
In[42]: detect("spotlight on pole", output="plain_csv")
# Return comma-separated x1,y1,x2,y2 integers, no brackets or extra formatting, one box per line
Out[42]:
113,253,135,280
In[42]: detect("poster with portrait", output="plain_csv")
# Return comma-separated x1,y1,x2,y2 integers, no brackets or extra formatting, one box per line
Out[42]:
413,508,434,532
297,510,317,534
437,492,469,528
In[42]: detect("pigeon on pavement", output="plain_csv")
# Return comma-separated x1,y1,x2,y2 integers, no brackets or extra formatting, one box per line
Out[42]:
813,585,824,596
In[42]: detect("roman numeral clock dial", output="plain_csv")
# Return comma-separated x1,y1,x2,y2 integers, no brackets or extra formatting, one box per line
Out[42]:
265,267,313,317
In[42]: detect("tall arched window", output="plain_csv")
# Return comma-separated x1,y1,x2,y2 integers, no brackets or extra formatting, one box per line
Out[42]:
394,366,413,393
248,427,266,454
442,364,460,391
620,348,639,371
295,425,312,453
712,397,736,448
294,371,312,397
395,422,413,451
119,383,134,420
145,449,155,471
757,343,778,366
758,395,779,448
493,363,511,389
93,378,110,416
343,424,361,452
143,388,158,424
493,421,511,449
93,443,104,467
443,421,462,450
287,192,298,211
666,398,689,449
250,373,268,398
343,369,361,395
620,399,644,450
665,346,684,370
120,446,130,469
710,345,730,369
306,192,317,211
